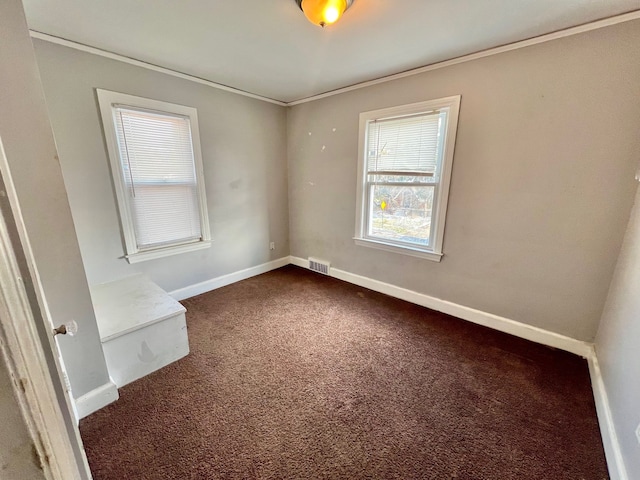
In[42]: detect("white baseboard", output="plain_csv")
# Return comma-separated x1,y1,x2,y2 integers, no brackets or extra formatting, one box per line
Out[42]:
288,256,592,357
74,380,119,420
173,255,590,357
169,257,291,301
588,353,629,480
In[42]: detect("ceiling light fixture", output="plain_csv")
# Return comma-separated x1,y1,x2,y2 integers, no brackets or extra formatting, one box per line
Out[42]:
295,0,354,27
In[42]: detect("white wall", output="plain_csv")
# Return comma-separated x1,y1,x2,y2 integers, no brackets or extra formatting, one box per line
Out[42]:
596,183,640,477
287,19,640,342
33,40,289,294
0,0,110,401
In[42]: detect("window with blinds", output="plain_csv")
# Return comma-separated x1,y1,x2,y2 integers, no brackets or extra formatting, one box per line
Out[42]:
98,90,210,263
355,97,461,261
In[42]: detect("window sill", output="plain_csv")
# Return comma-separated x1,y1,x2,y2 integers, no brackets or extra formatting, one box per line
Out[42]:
125,240,211,264
354,237,443,262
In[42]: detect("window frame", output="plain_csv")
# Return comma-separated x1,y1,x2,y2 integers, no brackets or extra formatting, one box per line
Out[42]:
354,96,461,261
97,89,211,264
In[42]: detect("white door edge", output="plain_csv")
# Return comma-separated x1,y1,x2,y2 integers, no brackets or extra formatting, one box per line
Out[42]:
0,138,91,479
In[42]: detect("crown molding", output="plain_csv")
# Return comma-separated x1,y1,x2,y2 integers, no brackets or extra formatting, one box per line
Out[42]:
288,9,640,105
28,30,287,107
30,9,640,107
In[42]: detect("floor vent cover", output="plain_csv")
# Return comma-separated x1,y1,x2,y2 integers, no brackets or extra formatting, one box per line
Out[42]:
308,258,330,275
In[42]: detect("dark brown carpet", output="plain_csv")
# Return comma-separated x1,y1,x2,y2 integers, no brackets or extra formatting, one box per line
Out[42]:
80,265,608,479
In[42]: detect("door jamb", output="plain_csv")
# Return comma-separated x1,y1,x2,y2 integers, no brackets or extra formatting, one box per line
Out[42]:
0,139,91,479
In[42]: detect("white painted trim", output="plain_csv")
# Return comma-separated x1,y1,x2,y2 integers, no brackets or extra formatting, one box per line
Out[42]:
29,31,287,107
287,10,640,106
354,237,443,261
588,352,629,480
169,257,291,301
0,139,90,479
75,380,119,420
288,256,592,357
126,240,212,264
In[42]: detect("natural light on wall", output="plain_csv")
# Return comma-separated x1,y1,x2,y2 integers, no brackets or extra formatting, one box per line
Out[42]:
296,0,353,27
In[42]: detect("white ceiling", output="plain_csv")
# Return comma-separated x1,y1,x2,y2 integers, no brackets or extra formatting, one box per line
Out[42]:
22,0,640,103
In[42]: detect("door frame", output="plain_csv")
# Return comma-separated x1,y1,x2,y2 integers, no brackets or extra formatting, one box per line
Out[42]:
0,139,91,479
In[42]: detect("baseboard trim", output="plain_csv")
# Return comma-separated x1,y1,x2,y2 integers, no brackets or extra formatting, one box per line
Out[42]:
289,256,592,357
169,257,291,301
588,353,629,480
75,380,119,420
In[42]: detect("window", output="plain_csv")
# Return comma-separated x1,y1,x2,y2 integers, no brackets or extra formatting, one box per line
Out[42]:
97,90,211,263
355,96,460,261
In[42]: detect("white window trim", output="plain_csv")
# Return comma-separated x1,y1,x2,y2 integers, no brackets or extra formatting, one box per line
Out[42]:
354,96,461,262
97,89,211,263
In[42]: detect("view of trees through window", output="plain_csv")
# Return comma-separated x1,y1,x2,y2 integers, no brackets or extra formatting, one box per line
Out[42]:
368,178,435,246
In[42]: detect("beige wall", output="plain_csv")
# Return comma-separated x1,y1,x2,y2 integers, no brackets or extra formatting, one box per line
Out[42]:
596,184,640,477
33,40,289,293
287,20,640,341
0,0,110,401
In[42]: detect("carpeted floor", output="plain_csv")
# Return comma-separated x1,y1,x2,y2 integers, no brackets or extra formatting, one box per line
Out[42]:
80,265,608,479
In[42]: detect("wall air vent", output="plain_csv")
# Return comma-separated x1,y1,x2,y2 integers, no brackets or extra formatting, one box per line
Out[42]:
308,257,330,275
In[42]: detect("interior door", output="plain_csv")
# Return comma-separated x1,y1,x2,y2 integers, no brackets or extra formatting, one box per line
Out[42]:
0,141,91,479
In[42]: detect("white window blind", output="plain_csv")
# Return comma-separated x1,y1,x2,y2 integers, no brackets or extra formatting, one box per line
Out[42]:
113,106,203,250
367,112,443,174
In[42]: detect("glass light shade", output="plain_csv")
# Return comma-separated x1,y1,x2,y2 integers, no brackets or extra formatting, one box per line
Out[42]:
301,0,348,27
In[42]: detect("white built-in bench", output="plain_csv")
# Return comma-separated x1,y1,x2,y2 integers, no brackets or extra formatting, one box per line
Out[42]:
90,274,189,388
